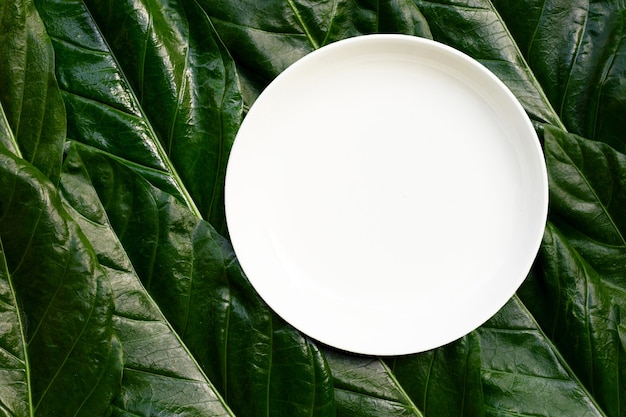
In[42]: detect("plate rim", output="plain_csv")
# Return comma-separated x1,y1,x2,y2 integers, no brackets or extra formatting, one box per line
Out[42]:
224,34,549,356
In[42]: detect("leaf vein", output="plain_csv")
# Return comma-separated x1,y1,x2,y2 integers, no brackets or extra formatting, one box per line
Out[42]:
34,265,100,411
285,0,319,49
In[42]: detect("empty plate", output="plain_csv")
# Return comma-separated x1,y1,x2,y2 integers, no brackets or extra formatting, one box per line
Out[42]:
225,34,548,355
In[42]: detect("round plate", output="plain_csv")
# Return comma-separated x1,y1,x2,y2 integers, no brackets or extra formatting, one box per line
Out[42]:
225,34,548,356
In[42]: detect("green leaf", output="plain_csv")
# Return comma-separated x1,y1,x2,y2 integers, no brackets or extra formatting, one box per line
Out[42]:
33,0,195,210
410,0,565,127
36,0,243,233
388,334,485,417
386,295,608,417
59,143,234,416
0,147,123,416
493,0,626,151
2,0,626,415
324,350,424,417
0,102,19,157
542,124,626,309
34,0,243,234
0,224,29,417
68,141,336,417
0,0,65,182
476,296,606,416
197,0,432,107
532,223,626,416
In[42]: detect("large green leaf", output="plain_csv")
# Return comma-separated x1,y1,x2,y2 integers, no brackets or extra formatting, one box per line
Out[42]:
324,351,424,417
542,124,626,308
59,143,235,416
33,0,194,210
388,334,485,417
533,224,625,416
476,296,607,416
198,0,432,106
1,0,625,415
0,0,65,182
519,124,626,416
199,0,564,126
0,213,29,417
388,296,608,416
493,0,626,151
0,147,123,416
35,0,243,233
67,141,336,417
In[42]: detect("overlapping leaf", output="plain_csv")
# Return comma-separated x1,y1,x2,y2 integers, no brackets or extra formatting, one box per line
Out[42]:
388,334,485,417
67,142,336,417
0,0,65,182
324,351,424,417
1,0,625,415
0,214,30,417
60,143,234,416
34,0,196,211
542,124,626,305
0,148,124,416
493,0,626,151
0,1,124,414
476,296,607,416
35,0,243,233
197,0,432,106
535,224,624,416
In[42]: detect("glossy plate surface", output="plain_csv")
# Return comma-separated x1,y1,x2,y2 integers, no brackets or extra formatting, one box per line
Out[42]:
225,34,548,355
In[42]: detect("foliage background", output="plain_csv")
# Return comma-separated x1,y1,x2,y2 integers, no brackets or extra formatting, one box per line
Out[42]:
0,0,624,415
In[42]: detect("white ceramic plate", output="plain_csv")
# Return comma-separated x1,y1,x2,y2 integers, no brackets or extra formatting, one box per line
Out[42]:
225,34,548,356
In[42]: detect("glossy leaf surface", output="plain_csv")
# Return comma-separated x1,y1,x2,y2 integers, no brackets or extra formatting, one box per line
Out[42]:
542,124,626,305
0,0,65,182
36,0,243,233
69,142,336,417
493,0,626,151
388,334,485,417
0,148,123,416
60,143,234,416
324,350,424,417
0,0,625,415
197,0,432,106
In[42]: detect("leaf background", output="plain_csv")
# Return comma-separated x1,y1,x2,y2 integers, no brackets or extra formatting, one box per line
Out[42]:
0,0,624,416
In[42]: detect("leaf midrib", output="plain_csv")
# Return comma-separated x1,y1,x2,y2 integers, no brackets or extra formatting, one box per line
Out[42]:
0,236,33,416
552,133,626,248
78,0,203,219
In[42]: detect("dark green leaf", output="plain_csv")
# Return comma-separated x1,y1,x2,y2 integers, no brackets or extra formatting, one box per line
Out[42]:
0,103,19,157
197,0,432,106
0,148,123,416
324,349,423,417
0,0,65,182
0,224,29,417
412,0,563,127
529,223,626,417
60,143,234,416
35,0,244,233
542,124,626,309
34,0,195,210
493,0,626,151
2,0,625,415
69,141,336,417
388,334,485,417
476,296,605,416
